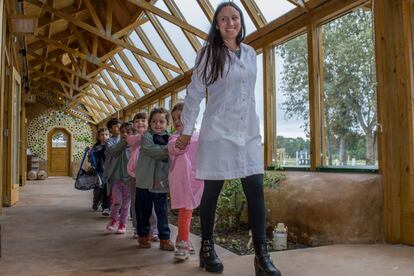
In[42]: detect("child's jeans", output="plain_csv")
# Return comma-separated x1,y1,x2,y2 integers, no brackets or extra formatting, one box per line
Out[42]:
110,181,131,226
135,187,170,240
129,177,158,236
93,186,110,210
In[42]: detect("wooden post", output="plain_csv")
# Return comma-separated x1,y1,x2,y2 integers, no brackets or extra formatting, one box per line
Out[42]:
307,23,322,170
263,47,276,168
0,0,5,213
374,0,414,244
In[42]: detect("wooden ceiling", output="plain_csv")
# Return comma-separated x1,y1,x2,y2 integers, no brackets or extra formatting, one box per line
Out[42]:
22,0,311,124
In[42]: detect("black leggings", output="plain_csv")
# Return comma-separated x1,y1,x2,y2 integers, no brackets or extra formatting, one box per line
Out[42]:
200,174,266,244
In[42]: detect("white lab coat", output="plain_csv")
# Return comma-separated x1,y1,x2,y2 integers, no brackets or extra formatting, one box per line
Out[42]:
182,43,263,180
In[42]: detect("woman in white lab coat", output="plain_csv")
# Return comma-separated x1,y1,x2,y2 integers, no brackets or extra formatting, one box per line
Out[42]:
176,2,281,276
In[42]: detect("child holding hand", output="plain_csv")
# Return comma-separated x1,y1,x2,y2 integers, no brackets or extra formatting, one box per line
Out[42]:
135,107,174,250
168,103,204,261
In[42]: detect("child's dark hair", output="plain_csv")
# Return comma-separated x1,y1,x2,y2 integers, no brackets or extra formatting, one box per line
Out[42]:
106,118,121,129
120,122,136,134
171,102,184,114
149,107,170,125
133,112,147,122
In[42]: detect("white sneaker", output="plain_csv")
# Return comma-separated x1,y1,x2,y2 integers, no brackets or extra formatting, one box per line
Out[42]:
102,209,110,216
174,241,190,261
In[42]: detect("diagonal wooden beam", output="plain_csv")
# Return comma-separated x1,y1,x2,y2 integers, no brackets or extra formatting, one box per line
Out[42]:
92,83,125,109
106,0,115,36
128,0,208,40
146,12,188,71
82,88,122,108
80,98,112,115
112,1,149,39
28,51,137,100
118,51,150,94
33,34,153,89
65,108,98,124
38,8,89,29
286,0,308,11
240,0,267,28
163,0,202,52
85,94,116,115
83,0,105,33
78,104,102,122
30,69,86,93
25,0,182,73
134,28,173,81
196,0,214,22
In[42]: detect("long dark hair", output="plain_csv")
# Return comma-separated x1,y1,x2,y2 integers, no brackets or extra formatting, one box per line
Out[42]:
196,2,246,85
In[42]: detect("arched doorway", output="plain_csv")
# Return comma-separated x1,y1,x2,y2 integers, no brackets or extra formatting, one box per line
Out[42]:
47,128,71,176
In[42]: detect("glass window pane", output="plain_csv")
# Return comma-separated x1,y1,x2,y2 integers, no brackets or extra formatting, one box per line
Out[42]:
123,49,152,85
129,30,149,53
164,95,171,111
141,21,178,67
113,54,132,75
255,53,264,143
177,89,186,101
101,71,119,90
145,58,168,85
255,0,296,23
119,95,128,106
157,16,197,68
52,132,67,148
275,33,310,167
131,81,145,97
118,77,134,97
174,0,211,32
154,0,172,14
321,7,377,168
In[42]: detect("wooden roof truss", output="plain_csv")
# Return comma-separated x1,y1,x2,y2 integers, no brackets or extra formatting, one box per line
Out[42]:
23,0,316,124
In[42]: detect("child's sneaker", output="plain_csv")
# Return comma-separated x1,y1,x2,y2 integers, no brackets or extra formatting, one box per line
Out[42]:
133,229,138,239
150,235,160,242
186,240,195,255
174,241,190,261
138,236,151,248
160,239,175,251
102,209,110,216
116,223,126,234
106,219,117,232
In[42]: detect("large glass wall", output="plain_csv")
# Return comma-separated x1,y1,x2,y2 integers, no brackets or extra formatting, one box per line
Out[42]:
320,7,377,169
275,33,310,167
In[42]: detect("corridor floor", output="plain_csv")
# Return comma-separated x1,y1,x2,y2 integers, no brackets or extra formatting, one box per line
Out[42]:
0,177,413,276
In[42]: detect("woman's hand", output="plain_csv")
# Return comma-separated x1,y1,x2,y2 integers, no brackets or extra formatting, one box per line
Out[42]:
175,134,191,150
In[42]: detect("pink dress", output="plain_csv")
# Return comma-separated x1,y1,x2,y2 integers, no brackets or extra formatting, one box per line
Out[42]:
126,134,143,177
168,133,204,210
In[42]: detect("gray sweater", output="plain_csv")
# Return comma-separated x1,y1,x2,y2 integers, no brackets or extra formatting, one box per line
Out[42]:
135,130,169,193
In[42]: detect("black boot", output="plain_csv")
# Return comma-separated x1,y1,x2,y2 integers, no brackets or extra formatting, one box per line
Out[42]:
199,239,224,273
254,243,281,276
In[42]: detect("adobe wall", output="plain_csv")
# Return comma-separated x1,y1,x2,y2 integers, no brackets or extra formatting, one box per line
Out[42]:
264,171,383,246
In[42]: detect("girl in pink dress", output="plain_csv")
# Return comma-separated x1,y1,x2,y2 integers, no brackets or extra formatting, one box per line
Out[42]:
168,102,204,261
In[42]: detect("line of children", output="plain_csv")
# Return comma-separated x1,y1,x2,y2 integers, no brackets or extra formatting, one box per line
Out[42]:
88,103,203,262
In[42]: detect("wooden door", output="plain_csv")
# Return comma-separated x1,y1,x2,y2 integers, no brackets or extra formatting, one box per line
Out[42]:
48,129,71,176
